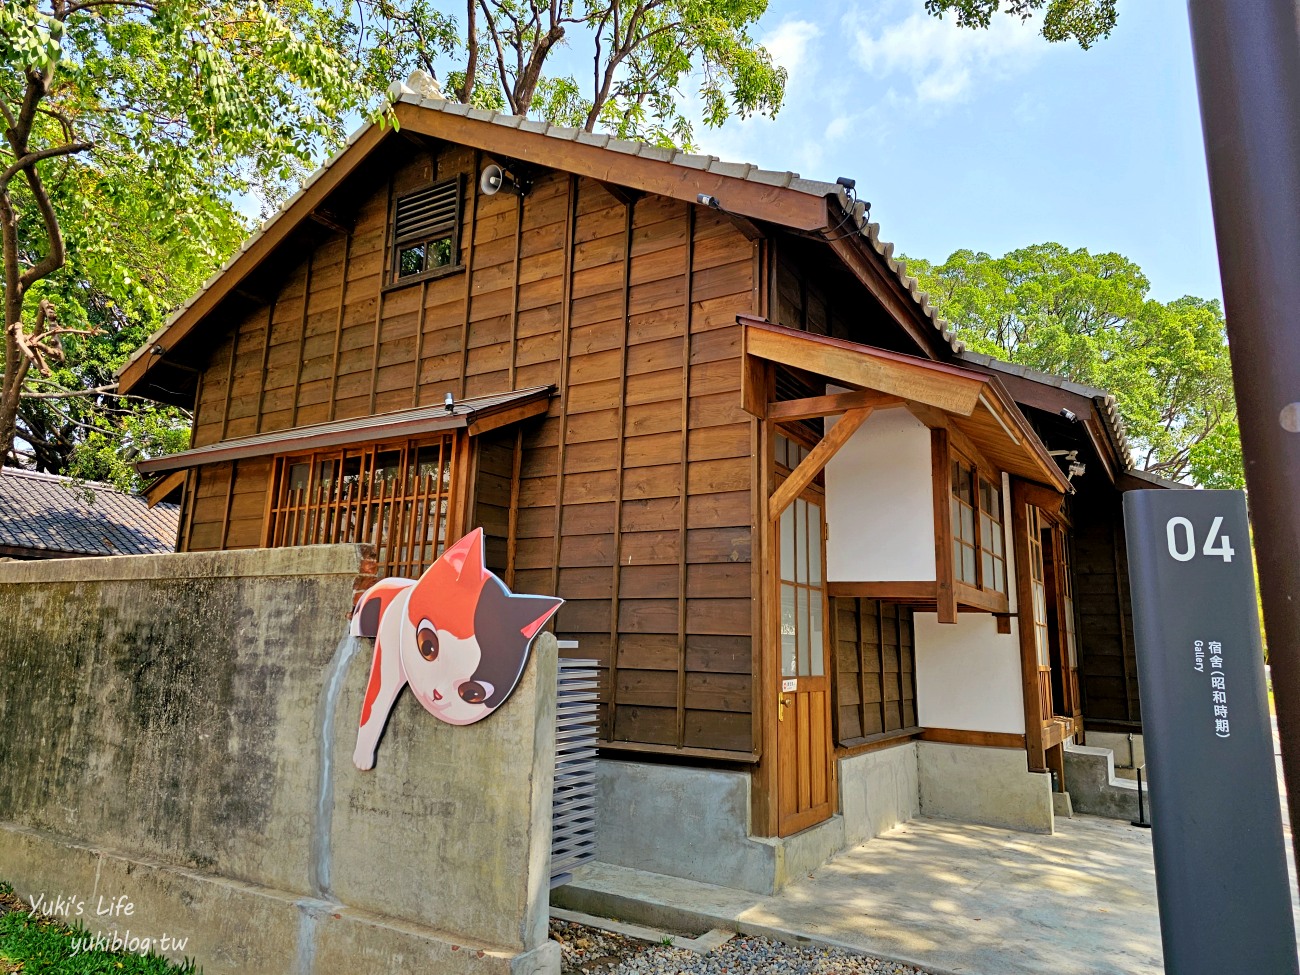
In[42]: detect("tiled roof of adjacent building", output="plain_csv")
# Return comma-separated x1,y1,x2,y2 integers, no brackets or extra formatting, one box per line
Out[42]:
957,351,1135,471
0,468,179,558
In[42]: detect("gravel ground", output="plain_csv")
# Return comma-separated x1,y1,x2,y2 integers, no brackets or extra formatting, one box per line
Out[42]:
549,918,935,975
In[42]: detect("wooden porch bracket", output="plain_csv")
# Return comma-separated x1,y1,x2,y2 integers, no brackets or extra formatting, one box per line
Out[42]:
768,407,873,520
767,389,901,423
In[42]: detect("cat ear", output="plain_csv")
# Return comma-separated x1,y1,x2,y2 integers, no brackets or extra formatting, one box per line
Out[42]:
440,527,486,579
509,595,564,639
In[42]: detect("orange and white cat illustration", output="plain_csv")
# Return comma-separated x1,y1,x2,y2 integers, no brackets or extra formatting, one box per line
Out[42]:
348,528,562,770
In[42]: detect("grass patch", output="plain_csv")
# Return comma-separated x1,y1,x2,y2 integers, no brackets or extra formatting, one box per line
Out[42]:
0,883,198,974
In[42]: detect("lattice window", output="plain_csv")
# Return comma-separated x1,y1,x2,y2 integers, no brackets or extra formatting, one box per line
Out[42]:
267,435,458,578
392,176,462,282
1027,508,1050,668
951,459,978,584
776,435,825,680
951,457,1007,595
978,476,1007,594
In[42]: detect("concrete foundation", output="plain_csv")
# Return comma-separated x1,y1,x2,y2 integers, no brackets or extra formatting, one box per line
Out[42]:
0,546,559,974
916,741,1054,832
573,743,924,898
838,742,921,846
587,759,846,895
1064,744,1144,822
1084,731,1145,780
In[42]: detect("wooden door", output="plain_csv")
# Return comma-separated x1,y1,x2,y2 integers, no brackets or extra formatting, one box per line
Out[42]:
1041,525,1082,722
775,490,835,836
1025,508,1055,724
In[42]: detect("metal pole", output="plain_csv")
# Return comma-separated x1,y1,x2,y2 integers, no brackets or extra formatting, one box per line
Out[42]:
1185,0,1300,878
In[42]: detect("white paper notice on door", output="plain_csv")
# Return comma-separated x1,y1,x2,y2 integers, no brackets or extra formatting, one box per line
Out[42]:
782,678,798,692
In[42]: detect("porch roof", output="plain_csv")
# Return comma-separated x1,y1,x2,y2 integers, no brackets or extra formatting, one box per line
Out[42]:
740,317,1071,494
136,385,552,475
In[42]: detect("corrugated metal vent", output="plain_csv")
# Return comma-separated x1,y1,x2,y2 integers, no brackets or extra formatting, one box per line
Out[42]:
551,651,599,888
394,178,459,244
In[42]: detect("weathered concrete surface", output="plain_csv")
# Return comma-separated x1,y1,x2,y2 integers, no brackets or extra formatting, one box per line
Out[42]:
838,741,920,846
1085,731,1145,781
917,741,1054,833
590,760,846,895
557,815,1176,975
0,546,559,974
1064,744,1142,821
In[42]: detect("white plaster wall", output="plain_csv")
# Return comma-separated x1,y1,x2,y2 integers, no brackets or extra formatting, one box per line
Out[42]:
825,408,935,582
915,612,1026,734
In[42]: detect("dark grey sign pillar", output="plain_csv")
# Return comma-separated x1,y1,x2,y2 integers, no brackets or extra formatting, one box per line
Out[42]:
1124,489,1297,974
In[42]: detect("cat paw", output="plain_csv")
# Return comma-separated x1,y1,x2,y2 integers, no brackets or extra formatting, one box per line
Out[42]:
353,747,375,771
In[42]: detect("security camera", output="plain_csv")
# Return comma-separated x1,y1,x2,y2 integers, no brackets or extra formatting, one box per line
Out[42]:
836,176,856,191
696,193,721,209
444,392,455,414
1059,408,1078,422
1068,461,1087,480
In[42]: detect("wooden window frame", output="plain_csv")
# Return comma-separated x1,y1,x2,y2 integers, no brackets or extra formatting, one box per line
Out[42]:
949,451,1007,597
943,445,1011,617
775,434,827,681
388,174,466,289
263,432,467,578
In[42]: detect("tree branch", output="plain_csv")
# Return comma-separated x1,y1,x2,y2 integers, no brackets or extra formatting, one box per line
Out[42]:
459,0,479,102
0,141,92,187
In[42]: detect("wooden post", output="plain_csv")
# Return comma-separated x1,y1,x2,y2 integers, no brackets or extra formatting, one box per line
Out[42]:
930,428,957,624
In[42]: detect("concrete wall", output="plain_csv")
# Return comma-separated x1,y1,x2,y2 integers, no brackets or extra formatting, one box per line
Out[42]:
1065,744,1144,821
582,760,846,895
917,741,1054,832
1085,731,1146,780
825,408,936,583
915,613,1026,734
838,741,920,847
0,546,559,974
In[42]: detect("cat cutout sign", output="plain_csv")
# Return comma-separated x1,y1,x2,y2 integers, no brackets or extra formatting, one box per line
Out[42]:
349,528,562,770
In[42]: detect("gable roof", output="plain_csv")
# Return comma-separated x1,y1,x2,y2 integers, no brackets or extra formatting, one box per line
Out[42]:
118,83,965,399
0,469,179,558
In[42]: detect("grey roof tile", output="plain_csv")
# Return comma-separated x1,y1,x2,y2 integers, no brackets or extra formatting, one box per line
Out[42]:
958,351,1134,469
0,469,178,557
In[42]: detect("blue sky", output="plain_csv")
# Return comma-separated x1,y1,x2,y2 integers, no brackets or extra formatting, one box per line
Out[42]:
687,0,1222,304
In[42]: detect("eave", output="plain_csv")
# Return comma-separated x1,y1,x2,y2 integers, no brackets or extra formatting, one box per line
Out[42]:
136,385,553,474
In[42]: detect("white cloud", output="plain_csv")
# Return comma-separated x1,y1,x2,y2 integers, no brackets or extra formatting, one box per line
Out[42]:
845,4,1043,105
762,19,822,81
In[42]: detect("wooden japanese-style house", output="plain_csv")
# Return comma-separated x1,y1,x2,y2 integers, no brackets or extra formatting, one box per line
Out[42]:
120,76,1172,892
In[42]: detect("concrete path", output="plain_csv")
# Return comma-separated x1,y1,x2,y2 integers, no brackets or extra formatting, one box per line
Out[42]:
559,812,1300,975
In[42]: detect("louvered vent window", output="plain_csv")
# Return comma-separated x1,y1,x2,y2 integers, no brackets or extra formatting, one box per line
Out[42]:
393,176,462,281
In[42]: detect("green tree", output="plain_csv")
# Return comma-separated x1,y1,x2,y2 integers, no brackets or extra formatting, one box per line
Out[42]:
924,0,1118,48
0,1,378,477
2,1,787,488
360,0,787,148
904,244,1242,487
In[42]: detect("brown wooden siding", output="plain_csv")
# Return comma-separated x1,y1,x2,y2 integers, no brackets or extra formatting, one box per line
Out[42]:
771,236,924,356
182,146,759,756
1072,488,1142,730
832,597,918,745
